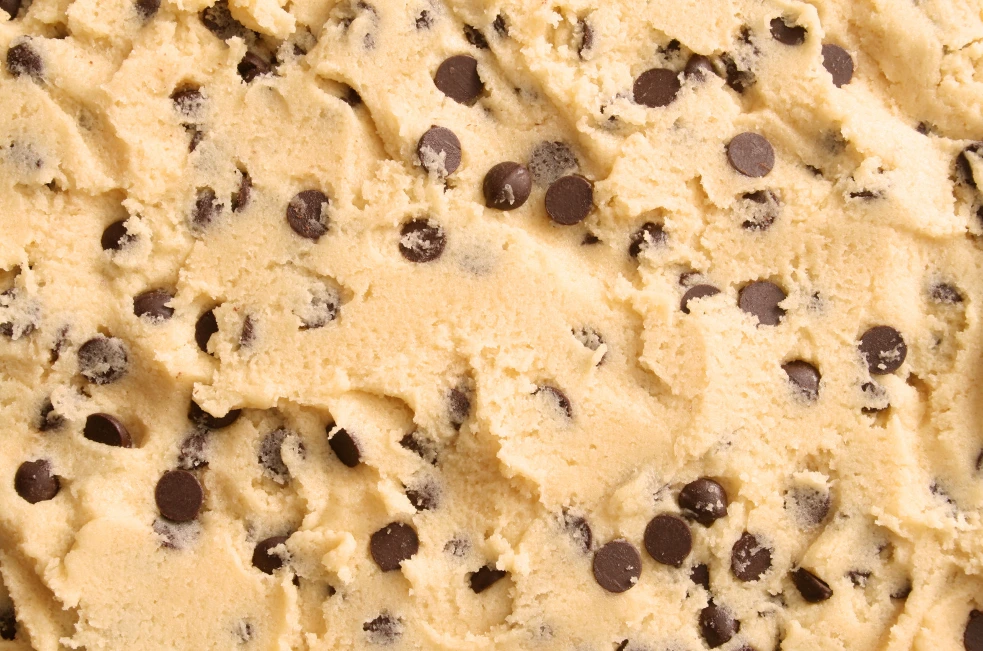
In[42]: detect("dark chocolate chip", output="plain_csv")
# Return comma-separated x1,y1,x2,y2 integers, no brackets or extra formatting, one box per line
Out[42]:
329,427,361,467
628,222,667,258
187,127,204,152
581,232,601,245
858,326,907,375
399,218,446,263
448,388,471,430
786,486,831,527
0,289,37,338
469,564,507,593
678,478,728,526
0,608,14,641
415,10,433,29
400,430,439,464
493,14,507,36
699,603,740,649
77,336,128,384
133,289,175,322
577,19,593,59
370,522,419,572
721,53,754,93
363,612,402,645
644,514,692,567
286,190,329,240
731,532,772,582
252,535,289,574
101,219,135,251
681,285,721,314
739,281,787,326
406,480,439,511
684,54,717,81
740,190,780,230
483,162,532,210
135,0,160,20
822,44,854,87
170,86,204,118
847,570,871,587
178,431,209,469
200,1,245,41
545,175,593,225
536,385,573,418
259,428,295,482
464,24,488,49
14,459,60,503
957,145,982,188
782,361,820,400
592,540,642,593
965,610,983,651
770,17,806,45
1,0,21,20
417,126,462,177
191,187,223,230
791,567,833,603
195,308,218,354
83,413,133,447
727,133,775,178
6,40,42,79
690,563,710,590
433,55,483,105
891,584,912,600
38,398,64,432
341,84,362,107
232,170,252,212
155,470,203,522
563,511,593,553
633,68,681,108
237,51,271,83
529,141,578,187
930,283,963,304
239,315,255,347
188,399,241,430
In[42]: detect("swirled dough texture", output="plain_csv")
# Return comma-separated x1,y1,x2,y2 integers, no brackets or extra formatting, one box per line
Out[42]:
1,0,983,649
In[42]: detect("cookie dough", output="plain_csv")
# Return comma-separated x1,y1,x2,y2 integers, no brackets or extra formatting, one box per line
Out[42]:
1,0,983,649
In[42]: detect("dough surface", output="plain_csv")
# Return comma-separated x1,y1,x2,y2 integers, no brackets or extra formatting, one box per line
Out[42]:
1,0,983,649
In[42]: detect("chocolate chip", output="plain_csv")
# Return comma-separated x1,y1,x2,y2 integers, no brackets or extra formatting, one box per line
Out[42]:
200,1,245,41
739,281,787,326
433,55,483,105
684,54,717,81
628,222,667,258
545,175,593,225
965,610,983,651
399,218,446,262
644,514,692,567
891,584,912,600
731,532,772,582
133,289,175,322
791,567,832,603
188,399,241,430
329,427,361,467
299,285,340,329
678,478,728,526
493,14,507,36
786,486,831,527
727,133,775,178
847,570,871,587
448,388,471,430
930,283,963,304
469,564,507,593
14,460,60,503
191,187,223,230
464,24,488,49
691,563,710,590
415,10,433,29
417,126,462,177
286,190,329,240
187,127,204,152
633,68,681,108
770,18,806,45
536,385,573,418
232,170,252,212
721,53,754,93
861,381,889,414
581,232,601,245
400,430,439,464
406,479,439,511
155,470,203,522
370,522,419,572
592,540,642,593
529,141,578,187
238,51,271,83
195,308,218,354
699,603,740,648
563,511,593,553
957,146,982,188
0,608,14,640
101,219,135,251
483,162,532,210
858,326,907,375
681,285,721,314
259,428,295,482
252,535,289,574
740,190,780,230
1,0,21,20
341,84,362,107
77,336,128,384
83,413,132,447
0,289,37,339
239,315,255,347
170,86,204,118
6,40,42,79
577,19,594,59
363,612,402,645
135,0,160,20
822,44,853,87
38,398,64,432
782,361,820,400
178,431,209,469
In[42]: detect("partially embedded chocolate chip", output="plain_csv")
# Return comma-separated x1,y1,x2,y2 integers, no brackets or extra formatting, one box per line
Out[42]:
582,233,601,245
399,218,446,263
341,84,362,107
469,564,507,593
483,162,532,211
363,613,402,645
77,336,128,384
965,610,983,651
329,427,361,467
200,1,246,41
791,567,833,603
546,175,593,225
684,54,717,81
101,219,135,251
847,570,871,587
529,141,578,187
727,133,775,178
286,190,329,240
957,146,982,188
252,535,289,574
731,532,772,582
415,10,433,29
930,283,963,304
770,17,806,45
563,511,593,553
740,190,780,231
691,563,710,590
629,222,667,258
170,86,204,118
370,522,419,572
259,428,297,482
239,315,255,347
721,53,754,93
493,14,507,36
178,431,209,469
739,281,787,326
133,289,175,322
0,608,14,640
400,430,439,464
699,603,740,649
535,385,573,418
38,398,64,432
6,40,42,79
678,478,728,526
1,0,22,20
406,480,439,511
891,584,912,601
417,126,462,177
433,55,483,105
448,388,471,430
444,537,470,557
858,326,907,375
644,514,692,567
237,51,271,83
195,308,218,353
822,44,853,87
14,460,60,503
592,540,642,593
577,18,594,59
155,470,203,522
633,68,681,108
188,399,241,430
786,486,831,527
191,187,223,230
187,127,204,151
463,24,488,49
782,361,821,400
135,0,160,20
681,285,721,314
232,170,252,212
83,413,132,447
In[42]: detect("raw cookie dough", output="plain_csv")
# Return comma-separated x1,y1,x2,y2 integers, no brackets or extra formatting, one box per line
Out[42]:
1,0,983,649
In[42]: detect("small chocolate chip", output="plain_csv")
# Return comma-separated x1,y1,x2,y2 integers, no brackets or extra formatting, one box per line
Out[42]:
170,86,204,118
238,51,271,83
782,361,820,400
965,610,983,651
581,232,601,245
187,127,204,152
891,584,912,601
101,219,135,251
563,511,593,553
417,126,462,177
727,133,775,178
399,218,446,263
286,190,329,240
469,564,507,593
200,1,246,40
135,0,160,20
239,315,255,347
685,54,717,81
83,413,132,447
259,428,295,482
847,570,871,587
678,478,728,526
577,19,594,59
77,336,128,384
155,470,203,522
740,190,780,231
38,398,64,432
444,537,470,557
529,141,578,187
191,187,223,230
957,146,982,188
329,427,361,467
536,385,573,418
681,285,721,314
483,162,532,210
592,540,642,593
433,55,483,105
14,460,60,503
1,0,22,20
633,68,681,108
341,84,362,107
721,54,754,93
448,388,471,430
415,10,433,29
691,563,710,590
232,170,252,212
133,289,175,322
629,222,667,258
363,613,402,645
930,283,963,304
252,535,289,574
493,14,507,36
299,285,340,329
178,431,209,469
739,281,787,326
859,326,907,375
822,44,854,87
400,430,439,464
370,522,419,571
188,399,241,430
731,532,772,582
6,40,42,79
699,603,740,649
791,567,833,603
464,24,488,49
406,480,439,511
644,514,692,567
194,308,218,354
770,17,806,45
545,175,593,225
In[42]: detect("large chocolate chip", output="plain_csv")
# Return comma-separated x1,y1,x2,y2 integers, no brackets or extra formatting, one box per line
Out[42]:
536,385,573,418
469,564,507,593
681,285,721,314
399,218,446,263
252,535,289,574
782,360,820,400
232,170,252,212
770,17,806,45
170,86,204,118
14,460,60,503
545,175,593,225
858,326,907,375
822,44,854,87
791,567,833,603
83,413,132,447
684,54,717,81
363,613,402,645
529,141,578,187
699,603,740,648
727,133,775,177
966,610,983,651
633,68,681,108
483,162,532,211
188,399,241,430
195,308,218,354
155,470,203,522
678,478,728,526
77,336,128,384
329,427,361,467
731,532,772,582
101,219,135,251
433,55,483,105
6,40,42,79
417,126,462,177
644,514,692,567
135,0,160,20
133,289,175,322
629,222,667,258
286,190,329,241
370,522,419,571
592,540,642,593
1,0,22,19
739,281,787,326
563,511,593,553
